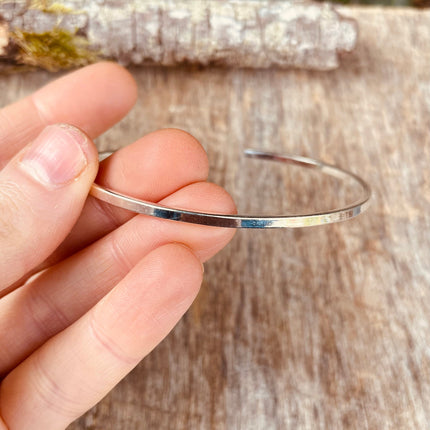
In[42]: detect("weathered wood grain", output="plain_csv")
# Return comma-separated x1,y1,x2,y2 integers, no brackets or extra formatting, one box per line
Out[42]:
1,6,429,430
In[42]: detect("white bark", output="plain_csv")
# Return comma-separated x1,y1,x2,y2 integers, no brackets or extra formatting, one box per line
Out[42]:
0,21,8,56
0,0,358,71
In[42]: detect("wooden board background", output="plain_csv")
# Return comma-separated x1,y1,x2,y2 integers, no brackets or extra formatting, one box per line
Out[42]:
1,6,429,429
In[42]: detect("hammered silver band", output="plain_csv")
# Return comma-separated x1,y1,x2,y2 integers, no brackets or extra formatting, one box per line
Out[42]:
90,149,371,229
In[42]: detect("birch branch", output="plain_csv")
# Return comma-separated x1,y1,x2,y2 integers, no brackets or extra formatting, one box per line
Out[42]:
0,0,358,72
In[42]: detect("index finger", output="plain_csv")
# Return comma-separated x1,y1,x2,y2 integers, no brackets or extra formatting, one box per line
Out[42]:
0,62,137,169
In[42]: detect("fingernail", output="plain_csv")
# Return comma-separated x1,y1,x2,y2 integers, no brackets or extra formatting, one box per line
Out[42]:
20,124,88,186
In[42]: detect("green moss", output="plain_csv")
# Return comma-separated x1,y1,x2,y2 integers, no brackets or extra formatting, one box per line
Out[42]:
10,28,99,72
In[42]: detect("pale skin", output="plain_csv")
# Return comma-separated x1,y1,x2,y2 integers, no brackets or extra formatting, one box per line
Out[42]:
0,62,236,429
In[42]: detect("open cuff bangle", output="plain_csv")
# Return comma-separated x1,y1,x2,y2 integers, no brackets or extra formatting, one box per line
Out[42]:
90,149,371,229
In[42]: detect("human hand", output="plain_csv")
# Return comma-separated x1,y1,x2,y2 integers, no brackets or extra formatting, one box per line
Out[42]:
0,63,236,429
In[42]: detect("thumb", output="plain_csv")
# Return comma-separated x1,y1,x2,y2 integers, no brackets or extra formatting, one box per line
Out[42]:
0,124,98,292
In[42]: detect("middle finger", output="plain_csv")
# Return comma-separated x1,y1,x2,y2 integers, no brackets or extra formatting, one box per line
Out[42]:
19,128,210,281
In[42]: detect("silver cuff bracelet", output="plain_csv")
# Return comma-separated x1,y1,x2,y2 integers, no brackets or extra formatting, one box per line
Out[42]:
90,149,371,229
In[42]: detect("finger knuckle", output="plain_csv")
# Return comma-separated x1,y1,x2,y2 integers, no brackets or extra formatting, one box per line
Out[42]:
0,180,26,245
32,353,81,420
89,313,137,366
